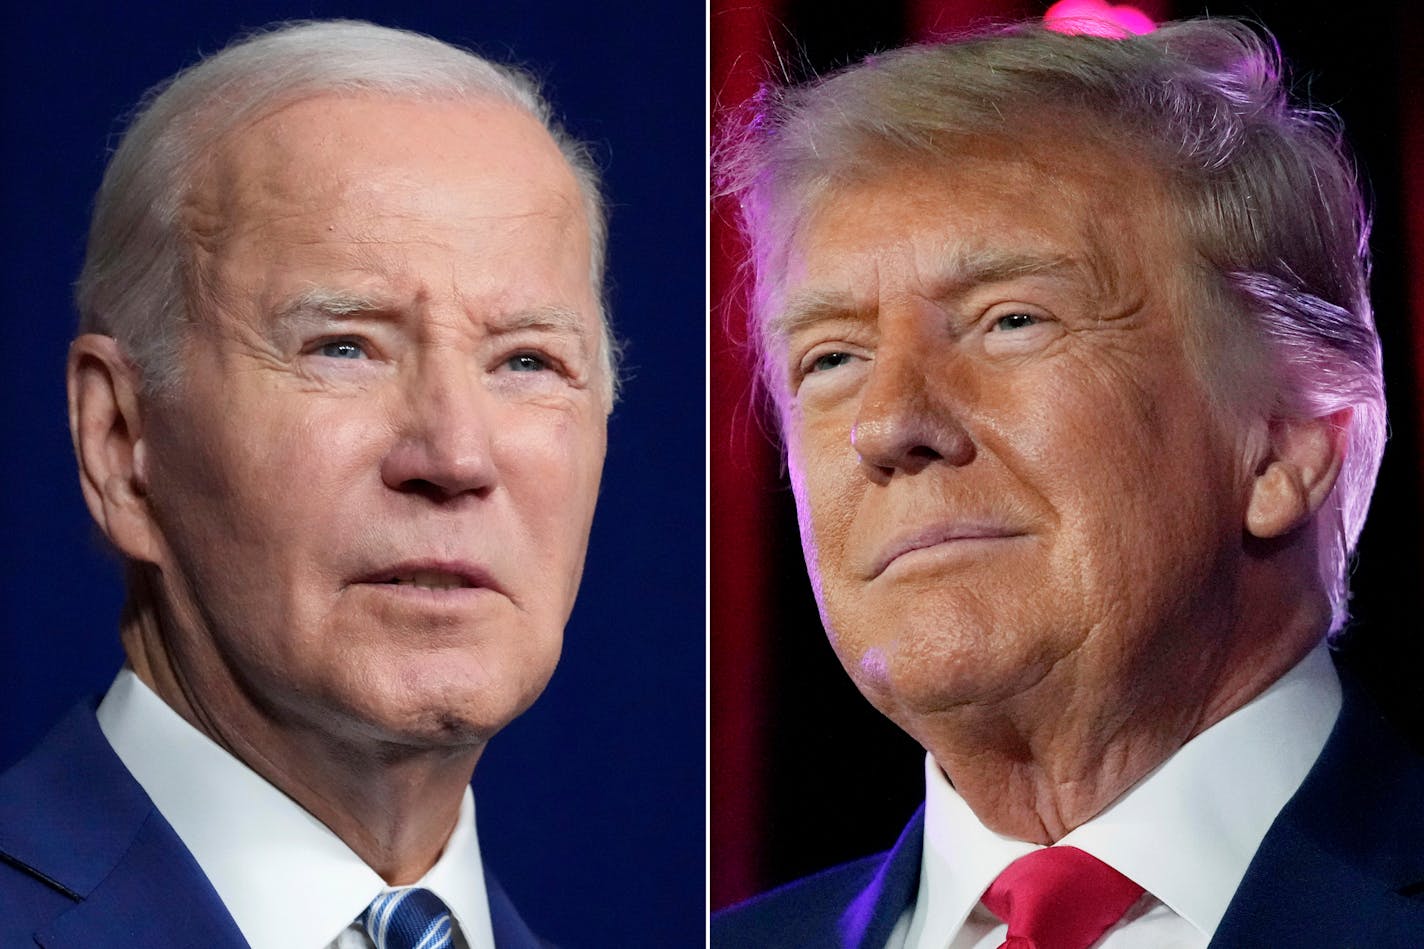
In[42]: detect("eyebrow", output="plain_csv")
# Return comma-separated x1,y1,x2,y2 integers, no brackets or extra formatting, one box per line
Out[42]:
769,248,1084,341
945,248,1079,288
768,289,872,342
484,304,592,342
274,288,390,323
273,291,591,346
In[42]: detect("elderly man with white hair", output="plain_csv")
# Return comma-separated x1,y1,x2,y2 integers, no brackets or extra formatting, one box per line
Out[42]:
0,20,614,948
713,17,1423,949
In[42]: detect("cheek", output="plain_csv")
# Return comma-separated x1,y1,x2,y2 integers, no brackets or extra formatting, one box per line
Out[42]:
786,417,862,603
496,405,606,584
1084,367,1226,511
230,404,385,540
786,423,828,553
1032,359,1239,607
151,389,386,592
1012,341,1189,487
514,406,604,504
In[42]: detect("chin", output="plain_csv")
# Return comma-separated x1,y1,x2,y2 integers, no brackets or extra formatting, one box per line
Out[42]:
838,611,1056,718
354,696,525,751
347,656,558,751
405,707,506,747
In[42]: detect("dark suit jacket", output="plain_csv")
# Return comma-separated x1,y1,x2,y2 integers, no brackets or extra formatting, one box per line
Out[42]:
0,699,546,948
713,671,1424,947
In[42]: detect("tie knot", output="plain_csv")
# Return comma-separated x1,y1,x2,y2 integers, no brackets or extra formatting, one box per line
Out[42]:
982,846,1144,949
362,887,455,949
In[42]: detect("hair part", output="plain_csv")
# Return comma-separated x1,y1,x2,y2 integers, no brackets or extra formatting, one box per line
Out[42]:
76,19,620,403
718,18,1384,634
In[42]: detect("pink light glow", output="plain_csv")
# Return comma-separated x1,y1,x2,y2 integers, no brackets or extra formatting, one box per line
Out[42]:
1044,0,1156,37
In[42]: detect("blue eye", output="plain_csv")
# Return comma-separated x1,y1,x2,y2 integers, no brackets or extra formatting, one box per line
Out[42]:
993,313,1038,331
317,340,368,359
809,351,854,373
506,353,549,372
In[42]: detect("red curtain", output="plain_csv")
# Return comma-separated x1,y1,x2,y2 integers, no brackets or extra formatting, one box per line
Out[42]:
710,0,783,910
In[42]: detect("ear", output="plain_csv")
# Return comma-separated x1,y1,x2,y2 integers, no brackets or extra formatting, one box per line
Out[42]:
1245,409,1349,540
67,335,162,563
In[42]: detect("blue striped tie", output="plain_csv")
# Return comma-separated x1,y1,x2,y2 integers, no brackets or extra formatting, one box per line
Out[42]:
362,887,455,949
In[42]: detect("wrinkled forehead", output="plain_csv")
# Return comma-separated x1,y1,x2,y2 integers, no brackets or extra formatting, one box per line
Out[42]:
164,92,615,405
755,132,1184,334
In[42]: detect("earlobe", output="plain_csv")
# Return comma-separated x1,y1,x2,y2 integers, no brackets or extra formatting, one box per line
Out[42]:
1244,410,1349,539
68,335,161,562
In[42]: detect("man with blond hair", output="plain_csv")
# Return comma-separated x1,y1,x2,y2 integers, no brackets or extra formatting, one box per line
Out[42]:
714,18,1422,948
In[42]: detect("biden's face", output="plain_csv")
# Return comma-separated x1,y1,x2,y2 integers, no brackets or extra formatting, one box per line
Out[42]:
135,94,607,751
770,139,1258,743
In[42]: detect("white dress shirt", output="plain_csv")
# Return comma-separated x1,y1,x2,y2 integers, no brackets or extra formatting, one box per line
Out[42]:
97,669,497,949
888,644,1342,949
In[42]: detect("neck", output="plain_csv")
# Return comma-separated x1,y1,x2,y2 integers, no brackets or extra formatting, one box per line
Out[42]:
916,566,1329,844
119,575,480,884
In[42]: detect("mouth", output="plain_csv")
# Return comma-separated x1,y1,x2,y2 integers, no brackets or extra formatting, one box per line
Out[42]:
381,572,474,590
352,561,500,595
869,524,1027,579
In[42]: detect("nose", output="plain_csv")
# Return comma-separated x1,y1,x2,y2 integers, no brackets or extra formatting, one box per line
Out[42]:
850,345,975,479
380,355,498,501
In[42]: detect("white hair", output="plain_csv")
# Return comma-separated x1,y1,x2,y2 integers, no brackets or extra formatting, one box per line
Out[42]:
76,19,618,398
719,19,1384,634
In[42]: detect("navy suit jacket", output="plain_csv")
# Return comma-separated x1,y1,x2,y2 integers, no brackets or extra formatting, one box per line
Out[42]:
713,670,1424,947
0,699,547,948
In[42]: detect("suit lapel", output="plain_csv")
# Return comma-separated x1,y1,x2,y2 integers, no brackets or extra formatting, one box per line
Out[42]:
0,701,247,949
487,872,549,949
6,701,551,949
0,702,152,900
35,809,248,949
838,807,924,949
829,663,1424,949
1210,668,1424,946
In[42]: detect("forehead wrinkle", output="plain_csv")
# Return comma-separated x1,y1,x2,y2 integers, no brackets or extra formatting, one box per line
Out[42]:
1072,212,1145,309
917,234,1138,323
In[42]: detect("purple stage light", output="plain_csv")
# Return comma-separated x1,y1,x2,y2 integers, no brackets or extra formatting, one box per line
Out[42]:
1044,0,1156,37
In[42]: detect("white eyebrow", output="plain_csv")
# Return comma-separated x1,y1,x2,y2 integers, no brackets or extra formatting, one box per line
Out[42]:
485,304,592,340
275,287,388,321
273,291,594,358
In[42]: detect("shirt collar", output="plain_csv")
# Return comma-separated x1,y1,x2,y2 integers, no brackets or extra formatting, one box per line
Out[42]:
909,643,1342,945
97,668,495,949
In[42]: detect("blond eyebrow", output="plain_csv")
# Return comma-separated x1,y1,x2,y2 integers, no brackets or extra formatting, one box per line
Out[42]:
770,247,1085,341
931,248,1119,311
769,289,872,342
942,248,1078,288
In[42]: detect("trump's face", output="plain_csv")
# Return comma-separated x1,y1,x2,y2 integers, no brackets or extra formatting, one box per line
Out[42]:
771,138,1258,741
133,94,607,750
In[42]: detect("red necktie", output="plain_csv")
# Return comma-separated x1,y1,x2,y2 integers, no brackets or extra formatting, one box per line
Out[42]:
981,846,1144,949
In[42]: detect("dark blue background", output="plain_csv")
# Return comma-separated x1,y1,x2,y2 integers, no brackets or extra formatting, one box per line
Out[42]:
0,3,704,945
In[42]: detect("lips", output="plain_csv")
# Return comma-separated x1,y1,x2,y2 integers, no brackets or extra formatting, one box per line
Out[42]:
383,571,471,590
352,560,501,594
869,522,1026,579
